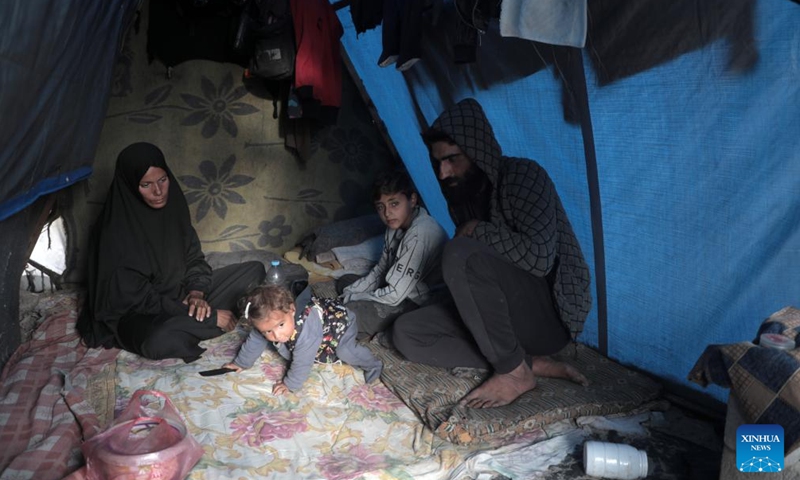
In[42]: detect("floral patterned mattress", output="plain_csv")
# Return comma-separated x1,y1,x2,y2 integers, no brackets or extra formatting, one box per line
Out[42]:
3,291,714,480
114,325,491,479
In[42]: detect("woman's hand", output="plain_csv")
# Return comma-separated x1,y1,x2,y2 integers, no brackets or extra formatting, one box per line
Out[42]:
183,290,211,321
216,309,236,332
272,380,289,395
221,362,243,372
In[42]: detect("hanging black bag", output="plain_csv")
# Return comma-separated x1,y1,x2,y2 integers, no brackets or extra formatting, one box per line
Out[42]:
241,0,295,81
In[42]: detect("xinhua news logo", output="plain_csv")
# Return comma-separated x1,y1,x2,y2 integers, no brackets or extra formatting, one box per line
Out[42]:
736,424,784,473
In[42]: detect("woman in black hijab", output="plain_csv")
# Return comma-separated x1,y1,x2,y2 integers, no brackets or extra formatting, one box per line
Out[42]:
78,142,265,362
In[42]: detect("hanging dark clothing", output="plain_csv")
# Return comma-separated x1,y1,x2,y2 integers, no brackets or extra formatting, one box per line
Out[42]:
378,0,424,71
77,142,265,361
348,0,383,35
147,0,248,68
585,0,757,85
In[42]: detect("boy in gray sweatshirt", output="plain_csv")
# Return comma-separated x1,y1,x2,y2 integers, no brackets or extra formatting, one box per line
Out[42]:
338,170,448,338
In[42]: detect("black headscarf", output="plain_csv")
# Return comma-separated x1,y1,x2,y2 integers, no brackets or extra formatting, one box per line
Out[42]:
78,143,210,348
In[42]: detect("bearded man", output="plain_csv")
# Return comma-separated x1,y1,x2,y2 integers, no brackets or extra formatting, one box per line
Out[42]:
391,98,593,408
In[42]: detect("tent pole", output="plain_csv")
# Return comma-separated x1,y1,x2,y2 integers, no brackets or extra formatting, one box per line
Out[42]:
568,47,608,355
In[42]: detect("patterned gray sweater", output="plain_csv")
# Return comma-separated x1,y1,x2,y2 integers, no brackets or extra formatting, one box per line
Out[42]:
431,98,592,339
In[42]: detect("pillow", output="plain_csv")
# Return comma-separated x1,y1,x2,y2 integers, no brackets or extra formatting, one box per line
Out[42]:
368,340,663,446
295,214,385,261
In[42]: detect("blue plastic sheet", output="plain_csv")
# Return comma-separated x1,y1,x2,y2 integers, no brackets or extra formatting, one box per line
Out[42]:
0,0,139,221
337,0,800,401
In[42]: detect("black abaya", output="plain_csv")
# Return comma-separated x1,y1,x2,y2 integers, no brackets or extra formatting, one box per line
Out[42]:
77,143,265,361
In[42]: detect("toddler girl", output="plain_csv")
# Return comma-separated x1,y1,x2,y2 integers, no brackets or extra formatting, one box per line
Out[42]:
223,284,382,394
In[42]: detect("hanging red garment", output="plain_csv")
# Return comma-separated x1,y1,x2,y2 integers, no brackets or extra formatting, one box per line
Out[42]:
290,0,343,124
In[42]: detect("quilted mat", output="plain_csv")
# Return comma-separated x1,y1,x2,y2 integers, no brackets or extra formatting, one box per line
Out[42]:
368,339,663,446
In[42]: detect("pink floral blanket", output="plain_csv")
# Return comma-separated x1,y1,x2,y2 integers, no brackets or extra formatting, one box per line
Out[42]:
1,293,556,479
112,324,521,479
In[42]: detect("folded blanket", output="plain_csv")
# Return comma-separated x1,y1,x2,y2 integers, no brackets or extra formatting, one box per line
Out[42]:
689,306,800,457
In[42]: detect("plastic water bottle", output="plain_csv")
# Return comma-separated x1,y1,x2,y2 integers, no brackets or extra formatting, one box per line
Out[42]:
265,260,285,287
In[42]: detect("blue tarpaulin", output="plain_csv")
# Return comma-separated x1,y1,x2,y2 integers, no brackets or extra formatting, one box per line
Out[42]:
0,0,797,403
337,0,800,401
0,0,139,221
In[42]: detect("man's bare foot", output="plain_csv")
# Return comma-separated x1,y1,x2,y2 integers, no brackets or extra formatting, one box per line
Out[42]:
530,356,589,386
459,361,537,409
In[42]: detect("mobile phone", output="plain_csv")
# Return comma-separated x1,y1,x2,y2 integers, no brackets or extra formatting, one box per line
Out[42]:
198,367,235,377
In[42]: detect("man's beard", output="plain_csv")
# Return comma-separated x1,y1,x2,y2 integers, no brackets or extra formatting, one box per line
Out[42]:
440,164,489,205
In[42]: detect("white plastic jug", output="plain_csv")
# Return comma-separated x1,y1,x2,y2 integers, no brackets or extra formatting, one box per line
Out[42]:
583,440,649,479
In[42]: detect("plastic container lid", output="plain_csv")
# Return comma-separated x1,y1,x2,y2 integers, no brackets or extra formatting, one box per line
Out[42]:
271,260,280,267
759,333,795,351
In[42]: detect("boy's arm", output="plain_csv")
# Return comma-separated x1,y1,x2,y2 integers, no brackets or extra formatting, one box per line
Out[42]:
232,328,269,369
282,309,322,392
348,232,426,306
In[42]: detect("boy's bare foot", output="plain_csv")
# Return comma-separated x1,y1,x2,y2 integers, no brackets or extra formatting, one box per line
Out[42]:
530,356,590,386
459,361,537,409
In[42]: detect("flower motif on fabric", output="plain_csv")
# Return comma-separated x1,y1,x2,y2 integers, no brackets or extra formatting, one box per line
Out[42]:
230,410,308,446
347,384,405,413
179,154,254,222
260,363,286,382
180,72,259,138
322,127,375,172
258,215,292,248
317,444,391,480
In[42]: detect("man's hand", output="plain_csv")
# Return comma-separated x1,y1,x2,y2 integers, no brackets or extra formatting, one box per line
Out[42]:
216,309,236,332
455,219,479,238
183,290,211,321
272,380,289,395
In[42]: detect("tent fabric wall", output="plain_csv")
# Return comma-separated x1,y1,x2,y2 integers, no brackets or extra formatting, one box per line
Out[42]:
0,0,140,221
337,0,800,402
